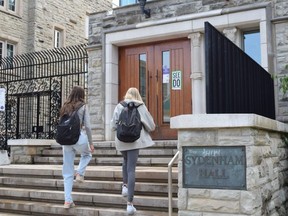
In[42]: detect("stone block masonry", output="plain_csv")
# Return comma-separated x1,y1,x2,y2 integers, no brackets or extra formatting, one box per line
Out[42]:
8,139,55,164
88,0,288,140
171,114,288,216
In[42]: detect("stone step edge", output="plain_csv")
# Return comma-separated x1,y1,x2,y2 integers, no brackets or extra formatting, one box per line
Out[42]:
0,176,178,194
0,165,178,180
0,187,178,209
0,198,178,216
41,151,178,156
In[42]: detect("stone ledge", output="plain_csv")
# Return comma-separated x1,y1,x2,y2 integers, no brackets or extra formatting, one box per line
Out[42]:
8,139,55,146
171,114,288,133
8,139,55,164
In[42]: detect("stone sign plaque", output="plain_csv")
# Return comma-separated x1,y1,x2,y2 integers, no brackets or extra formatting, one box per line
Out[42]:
183,146,246,190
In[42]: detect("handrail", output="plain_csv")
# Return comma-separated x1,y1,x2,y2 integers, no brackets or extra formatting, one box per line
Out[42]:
168,150,179,216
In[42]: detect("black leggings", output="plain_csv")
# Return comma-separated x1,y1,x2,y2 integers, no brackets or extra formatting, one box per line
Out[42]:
121,149,139,202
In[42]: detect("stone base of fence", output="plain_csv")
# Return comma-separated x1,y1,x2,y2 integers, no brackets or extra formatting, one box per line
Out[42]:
171,114,288,216
8,139,54,164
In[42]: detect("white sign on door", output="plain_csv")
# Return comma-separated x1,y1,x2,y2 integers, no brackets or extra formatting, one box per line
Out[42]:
0,88,5,111
171,70,182,90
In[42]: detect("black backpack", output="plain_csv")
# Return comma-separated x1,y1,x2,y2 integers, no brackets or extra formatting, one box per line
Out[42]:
56,104,84,145
117,101,142,143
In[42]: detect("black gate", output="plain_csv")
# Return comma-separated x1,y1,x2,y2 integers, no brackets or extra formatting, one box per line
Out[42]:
0,44,88,152
205,22,275,119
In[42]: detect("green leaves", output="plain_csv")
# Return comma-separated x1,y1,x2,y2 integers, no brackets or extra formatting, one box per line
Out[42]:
280,76,288,95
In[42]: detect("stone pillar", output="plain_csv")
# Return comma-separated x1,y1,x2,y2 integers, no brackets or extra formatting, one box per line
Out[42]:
171,114,288,216
188,32,205,114
86,44,105,140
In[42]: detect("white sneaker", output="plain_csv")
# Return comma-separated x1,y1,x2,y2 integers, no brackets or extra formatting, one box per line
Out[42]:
122,185,128,197
127,204,136,215
75,174,85,183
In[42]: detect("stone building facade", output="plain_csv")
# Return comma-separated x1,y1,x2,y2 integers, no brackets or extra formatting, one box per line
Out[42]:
171,114,288,215
0,0,112,55
87,0,288,141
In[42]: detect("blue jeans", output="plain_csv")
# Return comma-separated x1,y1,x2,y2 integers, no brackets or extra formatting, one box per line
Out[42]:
62,140,92,203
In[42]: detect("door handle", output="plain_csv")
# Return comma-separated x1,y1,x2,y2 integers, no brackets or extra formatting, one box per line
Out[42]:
156,69,159,81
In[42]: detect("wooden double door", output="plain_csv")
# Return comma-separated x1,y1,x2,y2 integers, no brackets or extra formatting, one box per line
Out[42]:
119,39,192,140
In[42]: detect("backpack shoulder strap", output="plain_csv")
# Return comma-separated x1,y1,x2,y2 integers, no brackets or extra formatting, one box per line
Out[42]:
82,105,86,126
134,102,143,108
120,101,143,108
71,103,85,113
77,103,85,111
120,101,127,107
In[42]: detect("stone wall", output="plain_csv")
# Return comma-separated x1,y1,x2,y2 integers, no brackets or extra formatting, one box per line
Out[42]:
171,114,288,216
0,0,112,54
275,20,288,122
8,139,54,164
88,0,288,140
0,0,29,54
30,0,112,52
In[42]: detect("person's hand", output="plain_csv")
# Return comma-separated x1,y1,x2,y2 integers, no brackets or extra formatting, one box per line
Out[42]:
90,144,94,153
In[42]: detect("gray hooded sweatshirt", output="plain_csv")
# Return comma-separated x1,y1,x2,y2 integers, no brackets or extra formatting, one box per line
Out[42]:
111,99,156,151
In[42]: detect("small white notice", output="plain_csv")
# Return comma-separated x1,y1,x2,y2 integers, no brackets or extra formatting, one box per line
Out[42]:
0,88,5,111
171,70,182,90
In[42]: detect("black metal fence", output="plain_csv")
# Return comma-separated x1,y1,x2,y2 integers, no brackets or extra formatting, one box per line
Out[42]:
0,44,88,152
205,22,275,119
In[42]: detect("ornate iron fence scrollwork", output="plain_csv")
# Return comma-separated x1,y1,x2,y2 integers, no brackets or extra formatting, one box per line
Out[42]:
0,44,88,153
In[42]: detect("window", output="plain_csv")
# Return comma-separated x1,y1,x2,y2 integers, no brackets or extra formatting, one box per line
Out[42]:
7,44,14,58
120,0,137,6
139,54,147,104
0,0,17,12
0,40,15,68
0,41,15,58
54,29,63,48
8,0,15,11
243,30,261,65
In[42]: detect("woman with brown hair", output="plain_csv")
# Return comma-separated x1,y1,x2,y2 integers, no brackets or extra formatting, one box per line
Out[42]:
60,86,94,209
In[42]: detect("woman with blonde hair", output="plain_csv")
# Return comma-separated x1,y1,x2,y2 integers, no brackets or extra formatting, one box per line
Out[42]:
60,86,94,209
111,87,155,215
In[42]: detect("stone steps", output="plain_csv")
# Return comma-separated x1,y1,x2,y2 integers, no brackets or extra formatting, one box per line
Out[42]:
33,156,174,166
0,176,178,195
0,164,177,182
36,141,178,167
0,187,177,209
0,140,179,215
42,147,177,156
0,199,177,216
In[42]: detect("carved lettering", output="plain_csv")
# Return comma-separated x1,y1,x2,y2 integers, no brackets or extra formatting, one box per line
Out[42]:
184,155,244,166
199,168,229,179
183,146,246,189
